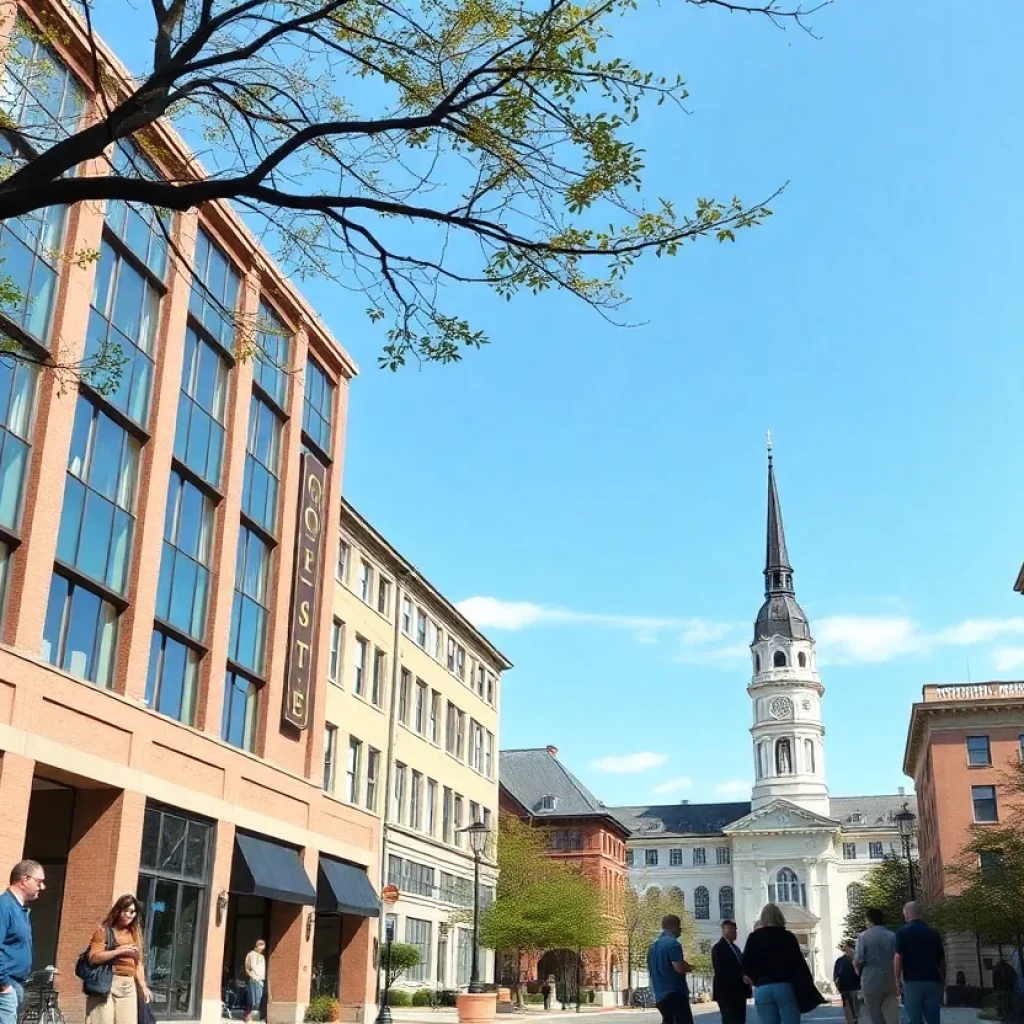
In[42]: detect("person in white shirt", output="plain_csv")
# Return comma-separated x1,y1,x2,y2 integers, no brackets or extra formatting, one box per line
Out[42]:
244,940,266,1022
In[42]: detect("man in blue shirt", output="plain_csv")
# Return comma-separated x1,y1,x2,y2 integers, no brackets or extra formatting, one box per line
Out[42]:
894,902,945,1024
648,915,694,1024
0,859,45,1024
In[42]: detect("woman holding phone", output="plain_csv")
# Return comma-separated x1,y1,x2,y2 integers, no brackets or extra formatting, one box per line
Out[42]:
86,894,152,1024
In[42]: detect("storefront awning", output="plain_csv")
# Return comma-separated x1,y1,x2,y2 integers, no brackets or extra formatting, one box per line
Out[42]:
231,833,317,906
318,856,380,917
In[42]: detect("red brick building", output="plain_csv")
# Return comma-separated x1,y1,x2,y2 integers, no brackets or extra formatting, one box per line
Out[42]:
903,682,1024,984
0,3,383,1021
498,746,629,1006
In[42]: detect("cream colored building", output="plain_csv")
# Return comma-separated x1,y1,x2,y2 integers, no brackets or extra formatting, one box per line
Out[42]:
324,499,511,994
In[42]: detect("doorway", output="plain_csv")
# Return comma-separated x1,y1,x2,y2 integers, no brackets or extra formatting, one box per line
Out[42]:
22,778,75,971
224,896,271,1018
311,916,342,998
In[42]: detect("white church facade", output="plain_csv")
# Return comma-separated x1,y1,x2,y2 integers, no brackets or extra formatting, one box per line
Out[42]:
612,446,914,986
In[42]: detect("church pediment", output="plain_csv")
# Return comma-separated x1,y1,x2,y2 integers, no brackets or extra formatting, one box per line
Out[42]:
723,799,839,835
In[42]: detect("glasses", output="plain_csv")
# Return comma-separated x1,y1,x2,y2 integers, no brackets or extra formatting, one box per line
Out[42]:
27,877,45,888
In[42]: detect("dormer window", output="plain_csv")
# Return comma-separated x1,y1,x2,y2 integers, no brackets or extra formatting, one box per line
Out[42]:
849,812,862,824
538,795,558,812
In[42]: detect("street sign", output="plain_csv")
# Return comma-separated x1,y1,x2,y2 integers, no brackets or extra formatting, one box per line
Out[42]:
382,884,400,905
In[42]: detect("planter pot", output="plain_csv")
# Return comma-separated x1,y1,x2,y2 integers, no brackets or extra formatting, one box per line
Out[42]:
497,988,512,1003
457,992,498,1024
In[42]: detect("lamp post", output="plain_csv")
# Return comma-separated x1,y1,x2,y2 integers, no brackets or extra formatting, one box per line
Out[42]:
895,802,917,902
377,917,395,1024
459,820,491,994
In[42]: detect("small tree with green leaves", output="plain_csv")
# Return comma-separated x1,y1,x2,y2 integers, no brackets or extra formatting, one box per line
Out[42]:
543,868,609,1011
384,942,422,985
841,854,915,943
618,882,692,1002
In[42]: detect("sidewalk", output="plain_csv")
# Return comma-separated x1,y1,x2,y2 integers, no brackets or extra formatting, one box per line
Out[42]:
391,1002,723,1023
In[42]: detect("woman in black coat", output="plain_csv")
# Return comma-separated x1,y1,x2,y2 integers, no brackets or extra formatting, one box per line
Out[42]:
741,904,823,1024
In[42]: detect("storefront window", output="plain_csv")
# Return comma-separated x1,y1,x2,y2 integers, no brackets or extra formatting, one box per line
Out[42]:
137,805,213,1019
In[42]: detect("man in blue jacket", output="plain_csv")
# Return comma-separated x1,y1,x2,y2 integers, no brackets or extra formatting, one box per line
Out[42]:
647,914,694,1024
0,860,46,1024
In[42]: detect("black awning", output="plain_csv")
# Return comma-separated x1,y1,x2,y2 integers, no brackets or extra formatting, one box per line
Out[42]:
318,856,380,917
231,833,317,906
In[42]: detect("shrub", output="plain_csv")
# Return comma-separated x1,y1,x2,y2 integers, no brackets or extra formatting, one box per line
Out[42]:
388,990,412,1006
305,997,340,1022
524,993,545,1004
438,990,458,1007
411,990,434,1007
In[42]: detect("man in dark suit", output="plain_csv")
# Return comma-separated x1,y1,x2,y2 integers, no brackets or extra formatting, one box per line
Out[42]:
712,919,751,1024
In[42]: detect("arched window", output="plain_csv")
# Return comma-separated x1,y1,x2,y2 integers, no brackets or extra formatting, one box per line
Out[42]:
805,739,815,773
775,738,792,775
719,886,734,920
773,650,787,668
798,652,807,668
667,886,685,909
754,653,761,672
694,886,710,920
774,867,804,906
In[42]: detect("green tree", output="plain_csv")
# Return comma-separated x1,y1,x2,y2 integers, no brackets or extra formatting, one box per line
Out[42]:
543,868,609,1012
384,942,422,984
841,854,915,943
618,882,692,1002
0,0,825,373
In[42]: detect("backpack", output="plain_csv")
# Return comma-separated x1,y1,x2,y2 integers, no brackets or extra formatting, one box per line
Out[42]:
75,927,115,996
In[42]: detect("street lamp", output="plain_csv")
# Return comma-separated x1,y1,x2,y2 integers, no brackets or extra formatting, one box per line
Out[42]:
895,802,917,901
459,820,491,995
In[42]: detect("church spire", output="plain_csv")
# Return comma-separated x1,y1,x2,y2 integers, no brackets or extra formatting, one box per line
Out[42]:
765,433,793,598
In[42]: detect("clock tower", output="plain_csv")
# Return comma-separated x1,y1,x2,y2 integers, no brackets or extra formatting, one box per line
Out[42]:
748,439,829,815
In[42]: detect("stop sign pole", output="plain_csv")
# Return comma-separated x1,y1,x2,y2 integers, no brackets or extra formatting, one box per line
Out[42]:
377,886,400,1024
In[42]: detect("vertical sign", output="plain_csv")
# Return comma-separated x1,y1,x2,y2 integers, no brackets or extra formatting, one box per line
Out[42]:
283,453,327,729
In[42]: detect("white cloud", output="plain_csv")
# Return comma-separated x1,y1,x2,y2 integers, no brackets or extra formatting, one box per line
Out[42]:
714,780,751,797
591,752,668,774
456,596,682,635
993,647,1024,672
653,776,694,795
815,616,924,664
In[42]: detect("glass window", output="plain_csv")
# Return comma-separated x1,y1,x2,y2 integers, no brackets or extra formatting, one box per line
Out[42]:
967,735,992,766
429,692,440,744
456,929,473,988
692,847,706,866
843,843,857,860
59,396,139,593
173,326,229,487
189,229,240,350
242,396,282,533
372,648,385,705
42,572,117,687
336,540,349,583
410,771,423,830
156,472,214,641
358,561,373,603
85,239,162,426
716,847,731,865
415,681,427,734
328,619,343,683
302,358,334,454
442,788,453,843
398,668,410,724
485,730,494,778
973,785,998,823
454,795,464,846
377,578,391,617
229,526,271,677
775,867,802,905
426,779,437,836
0,353,37,531
694,886,710,921
346,737,361,803
669,849,682,867
104,143,170,278
392,764,406,823
718,886,734,921
221,670,260,752
401,596,411,634
645,849,658,867
625,850,634,867
323,725,337,793
353,636,367,695
405,919,431,983
253,302,290,407
365,747,379,811
869,841,884,859
145,630,199,725
136,805,212,1019
416,608,427,647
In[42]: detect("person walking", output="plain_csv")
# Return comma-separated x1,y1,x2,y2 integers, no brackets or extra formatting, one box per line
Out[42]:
542,975,556,1011
894,902,945,1024
0,859,46,1024
85,894,151,1024
855,908,899,1024
647,914,694,1024
713,919,751,1024
741,903,822,1024
834,942,861,1024
243,940,266,1022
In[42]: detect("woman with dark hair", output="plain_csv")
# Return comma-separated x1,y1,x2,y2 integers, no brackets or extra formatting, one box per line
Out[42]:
86,894,152,1024
741,904,822,1024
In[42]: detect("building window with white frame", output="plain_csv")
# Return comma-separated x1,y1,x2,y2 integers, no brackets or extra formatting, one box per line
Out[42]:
393,764,406,823
645,849,658,867
426,779,438,835
716,847,731,865
843,843,857,860
358,561,373,603
365,747,379,811
372,648,386,705
429,691,441,743
410,771,423,830
353,637,367,695
328,619,343,684
399,668,411,724
669,849,682,867
415,681,427,733
323,725,337,792
973,785,998,823
345,737,361,803
694,886,710,920
693,847,706,866
377,577,391,617
401,596,412,634
869,841,883,859
484,731,494,778
336,539,349,582
405,919,432,983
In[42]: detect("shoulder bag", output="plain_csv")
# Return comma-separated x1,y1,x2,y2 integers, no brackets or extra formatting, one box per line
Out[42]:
75,926,115,997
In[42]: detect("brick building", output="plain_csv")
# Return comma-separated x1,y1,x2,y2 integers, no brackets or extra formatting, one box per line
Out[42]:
0,2,386,1022
903,681,1024,984
498,747,629,1006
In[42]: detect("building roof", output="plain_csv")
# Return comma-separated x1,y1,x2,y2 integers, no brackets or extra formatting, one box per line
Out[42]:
755,448,811,642
830,795,918,831
500,748,626,828
610,802,753,838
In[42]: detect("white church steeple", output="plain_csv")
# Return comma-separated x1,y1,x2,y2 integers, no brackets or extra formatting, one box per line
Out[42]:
749,439,829,815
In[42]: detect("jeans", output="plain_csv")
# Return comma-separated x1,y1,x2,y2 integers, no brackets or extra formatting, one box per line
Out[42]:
246,981,264,1017
902,981,942,1024
754,982,800,1024
0,981,23,1024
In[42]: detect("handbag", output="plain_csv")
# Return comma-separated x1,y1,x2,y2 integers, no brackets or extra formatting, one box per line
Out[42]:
138,988,156,1024
75,926,115,996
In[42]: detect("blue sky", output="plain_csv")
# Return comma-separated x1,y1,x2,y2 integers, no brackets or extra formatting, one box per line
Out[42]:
93,1,1024,807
